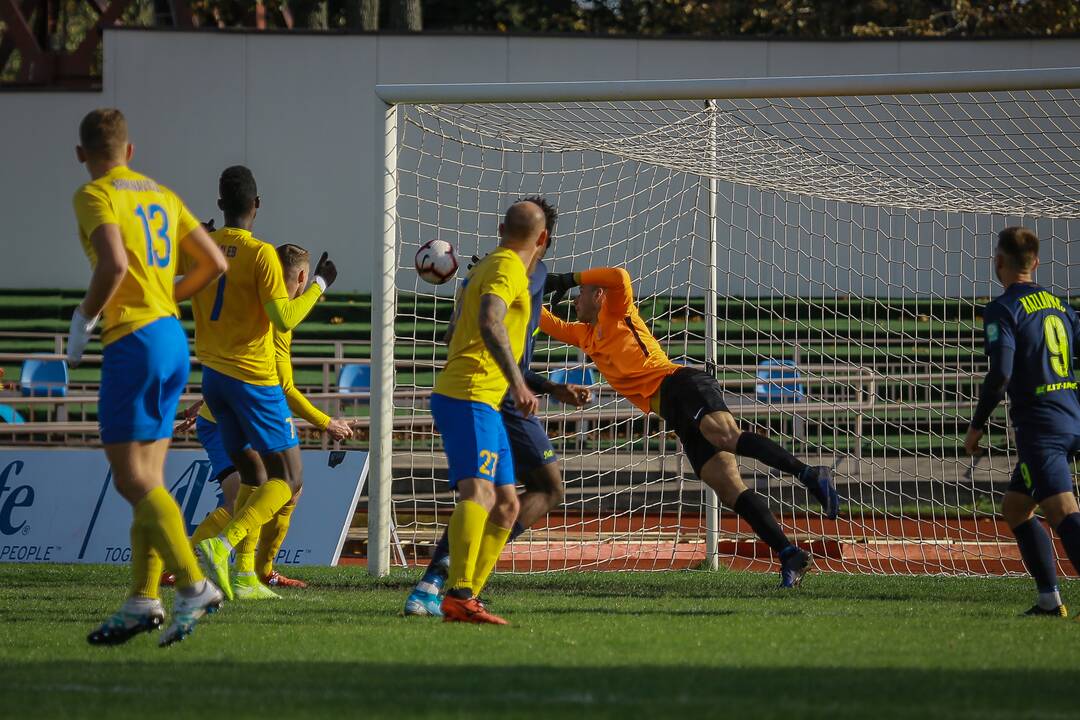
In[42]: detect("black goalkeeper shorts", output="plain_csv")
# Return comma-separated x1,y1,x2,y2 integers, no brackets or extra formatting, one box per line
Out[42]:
658,367,729,478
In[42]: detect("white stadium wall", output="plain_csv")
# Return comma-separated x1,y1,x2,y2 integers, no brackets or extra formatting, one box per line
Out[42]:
0,31,1078,294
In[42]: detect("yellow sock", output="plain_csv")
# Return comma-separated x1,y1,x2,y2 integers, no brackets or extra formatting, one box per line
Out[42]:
233,483,256,514
446,500,489,594
231,484,260,573
190,506,232,545
129,522,163,600
221,479,292,550
136,486,204,590
256,497,297,578
470,520,513,596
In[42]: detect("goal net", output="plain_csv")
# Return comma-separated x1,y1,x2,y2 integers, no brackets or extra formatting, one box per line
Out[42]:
374,70,1080,576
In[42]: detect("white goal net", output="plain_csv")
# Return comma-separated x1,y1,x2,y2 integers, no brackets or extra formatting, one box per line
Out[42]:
374,70,1080,577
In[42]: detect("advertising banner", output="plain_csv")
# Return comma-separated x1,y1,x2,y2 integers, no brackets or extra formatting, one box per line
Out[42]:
0,449,367,566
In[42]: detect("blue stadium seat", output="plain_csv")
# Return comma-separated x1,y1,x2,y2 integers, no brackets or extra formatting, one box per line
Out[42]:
0,404,25,424
19,356,69,397
337,363,372,395
755,359,804,403
548,367,597,387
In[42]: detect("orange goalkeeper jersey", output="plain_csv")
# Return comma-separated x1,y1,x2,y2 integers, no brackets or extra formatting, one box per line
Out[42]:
539,267,679,413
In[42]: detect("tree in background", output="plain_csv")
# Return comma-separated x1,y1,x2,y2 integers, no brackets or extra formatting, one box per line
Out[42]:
3,1,1078,85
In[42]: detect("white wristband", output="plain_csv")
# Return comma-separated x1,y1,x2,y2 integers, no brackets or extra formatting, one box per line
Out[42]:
312,276,328,293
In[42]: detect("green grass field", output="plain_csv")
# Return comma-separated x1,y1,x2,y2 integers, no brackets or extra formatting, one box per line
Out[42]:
1,565,1078,719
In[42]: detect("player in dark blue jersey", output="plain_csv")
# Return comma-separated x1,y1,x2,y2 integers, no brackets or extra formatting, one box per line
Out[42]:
964,226,1080,618
404,196,591,617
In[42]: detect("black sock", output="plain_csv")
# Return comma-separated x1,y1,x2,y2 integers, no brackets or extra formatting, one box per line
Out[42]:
735,432,808,478
1012,518,1059,594
1056,513,1080,575
732,489,792,554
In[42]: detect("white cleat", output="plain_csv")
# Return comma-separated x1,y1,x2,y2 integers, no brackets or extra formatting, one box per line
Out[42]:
159,580,224,647
87,598,166,646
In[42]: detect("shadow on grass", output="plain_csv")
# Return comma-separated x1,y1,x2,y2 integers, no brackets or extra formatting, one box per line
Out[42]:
0,661,1070,720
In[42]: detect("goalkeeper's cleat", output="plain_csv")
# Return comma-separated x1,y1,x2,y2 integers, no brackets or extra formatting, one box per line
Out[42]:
159,580,224,647
87,598,165,646
262,569,307,589
404,589,443,617
195,537,233,602
160,572,176,587
1023,604,1068,618
234,572,281,600
801,466,840,519
441,595,508,625
779,546,812,589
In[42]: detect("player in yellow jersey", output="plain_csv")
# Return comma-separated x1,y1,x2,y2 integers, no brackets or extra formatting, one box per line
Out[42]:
185,242,353,592
72,109,229,647
183,166,338,601
433,200,550,625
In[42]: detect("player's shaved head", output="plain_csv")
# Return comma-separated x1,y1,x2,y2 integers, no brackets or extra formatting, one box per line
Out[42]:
502,200,547,244
78,108,128,161
219,165,258,218
997,226,1039,272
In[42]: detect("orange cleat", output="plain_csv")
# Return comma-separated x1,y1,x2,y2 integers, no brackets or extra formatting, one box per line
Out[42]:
440,595,508,625
160,572,176,587
262,570,308,589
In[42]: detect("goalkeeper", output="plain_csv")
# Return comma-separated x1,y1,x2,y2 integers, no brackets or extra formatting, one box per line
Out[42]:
541,268,839,587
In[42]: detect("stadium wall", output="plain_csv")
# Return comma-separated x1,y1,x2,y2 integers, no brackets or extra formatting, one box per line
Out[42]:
0,31,1078,293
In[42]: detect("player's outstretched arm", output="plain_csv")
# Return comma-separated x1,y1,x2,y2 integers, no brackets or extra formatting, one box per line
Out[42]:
479,293,538,416
539,307,588,347
273,330,352,440
522,369,591,406
174,225,228,303
264,251,336,332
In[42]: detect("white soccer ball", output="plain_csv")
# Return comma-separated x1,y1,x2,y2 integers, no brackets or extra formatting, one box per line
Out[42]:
414,239,459,286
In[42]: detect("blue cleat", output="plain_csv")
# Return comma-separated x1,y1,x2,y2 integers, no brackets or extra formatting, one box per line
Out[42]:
404,589,444,617
779,546,812,589
801,466,840,519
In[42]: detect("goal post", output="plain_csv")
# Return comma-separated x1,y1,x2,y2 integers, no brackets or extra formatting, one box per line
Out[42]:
369,67,1080,578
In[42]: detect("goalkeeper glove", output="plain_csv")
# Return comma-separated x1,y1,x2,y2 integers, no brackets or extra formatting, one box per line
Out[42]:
545,272,578,309
313,251,337,290
67,306,99,368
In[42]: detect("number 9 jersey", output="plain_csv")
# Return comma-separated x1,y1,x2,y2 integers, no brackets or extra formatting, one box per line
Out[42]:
983,283,1080,433
73,166,200,346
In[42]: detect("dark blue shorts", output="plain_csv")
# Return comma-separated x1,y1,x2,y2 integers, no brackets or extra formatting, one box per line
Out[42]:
202,366,298,455
1007,431,1080,502
501,406,558,475
99,316,189,445
431,393,515,488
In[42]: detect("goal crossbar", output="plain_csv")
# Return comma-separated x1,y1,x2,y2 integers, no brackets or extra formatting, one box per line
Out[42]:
376,66,1080,105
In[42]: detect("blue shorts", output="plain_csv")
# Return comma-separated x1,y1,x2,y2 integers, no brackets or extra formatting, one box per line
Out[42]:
501,405,558,475
431,393,515,488
1007,431,1080,502
201,366,298,455
99,316,189,445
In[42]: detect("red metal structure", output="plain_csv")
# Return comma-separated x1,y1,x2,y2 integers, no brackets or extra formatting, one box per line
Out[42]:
0,0,192,87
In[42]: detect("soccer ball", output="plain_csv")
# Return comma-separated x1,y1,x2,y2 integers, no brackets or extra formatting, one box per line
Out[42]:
414,239,458,285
